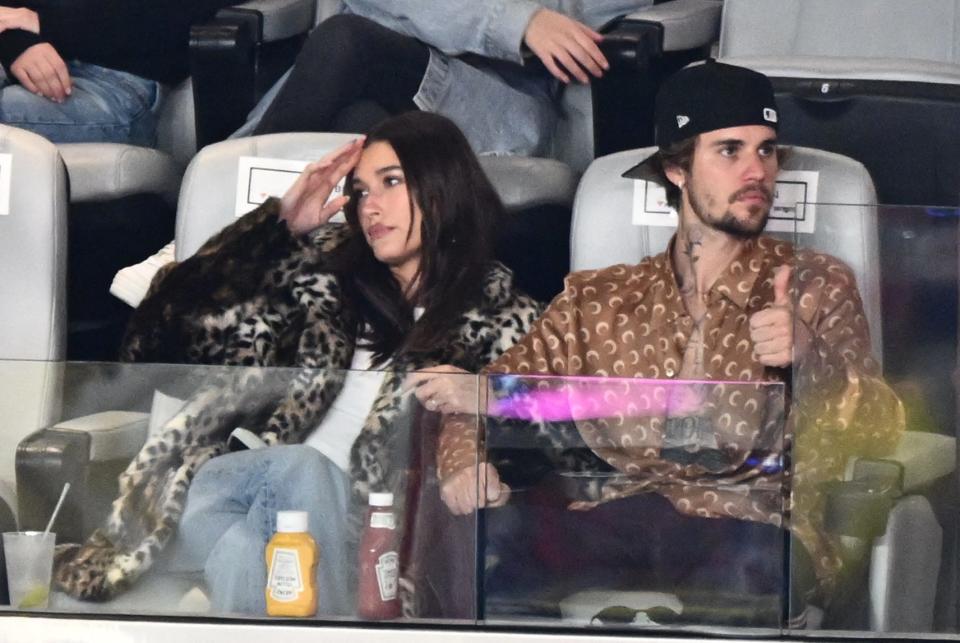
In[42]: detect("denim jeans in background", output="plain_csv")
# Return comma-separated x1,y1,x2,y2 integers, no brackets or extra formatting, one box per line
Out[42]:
163,445,355,617
0,60,159,145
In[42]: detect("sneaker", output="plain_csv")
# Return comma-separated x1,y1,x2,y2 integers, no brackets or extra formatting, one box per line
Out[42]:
109,241,176,308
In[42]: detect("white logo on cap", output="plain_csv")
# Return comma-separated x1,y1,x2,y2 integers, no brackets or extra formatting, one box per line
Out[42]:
676,115,690,128
763,108,778,123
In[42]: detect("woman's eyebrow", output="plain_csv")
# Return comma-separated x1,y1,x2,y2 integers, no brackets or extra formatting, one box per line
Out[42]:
374,164,403,175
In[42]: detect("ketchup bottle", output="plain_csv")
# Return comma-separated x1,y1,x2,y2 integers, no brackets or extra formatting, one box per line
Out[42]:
265,510,318,617
357,492,401,619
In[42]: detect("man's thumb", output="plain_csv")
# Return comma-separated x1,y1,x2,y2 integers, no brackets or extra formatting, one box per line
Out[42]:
773,264,792,306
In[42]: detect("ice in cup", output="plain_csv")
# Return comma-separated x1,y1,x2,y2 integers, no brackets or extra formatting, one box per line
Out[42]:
3,531,55,610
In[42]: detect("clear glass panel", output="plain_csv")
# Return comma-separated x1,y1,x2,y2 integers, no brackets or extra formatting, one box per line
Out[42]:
480,374,786,635
789,204,960,637
0,360,481,625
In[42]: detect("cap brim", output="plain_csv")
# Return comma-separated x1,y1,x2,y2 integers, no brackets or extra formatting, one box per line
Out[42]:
621,150,663,183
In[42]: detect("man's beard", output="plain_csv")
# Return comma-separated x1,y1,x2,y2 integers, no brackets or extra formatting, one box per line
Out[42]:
688,182,771,239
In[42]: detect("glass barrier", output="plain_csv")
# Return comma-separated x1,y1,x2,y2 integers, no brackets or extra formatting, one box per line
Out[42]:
479,375,787,635
1,205,958,642
789,203,960,638
0,361,482,625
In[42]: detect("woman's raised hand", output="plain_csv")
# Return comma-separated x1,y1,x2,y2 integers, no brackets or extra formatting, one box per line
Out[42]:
279,138,365,235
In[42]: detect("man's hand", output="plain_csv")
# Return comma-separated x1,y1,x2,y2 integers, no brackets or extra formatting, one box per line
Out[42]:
10,43,71,102
406,365,478,415
0,7,39,34
749,265,813,367
523,8,608,84
279,138,364,235
440,462,510,515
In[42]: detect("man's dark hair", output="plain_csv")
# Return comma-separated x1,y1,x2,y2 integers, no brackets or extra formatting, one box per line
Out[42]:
335,111,501,364
649,136,790,210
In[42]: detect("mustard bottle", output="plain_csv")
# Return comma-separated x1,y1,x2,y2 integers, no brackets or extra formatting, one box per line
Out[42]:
265,510,318,616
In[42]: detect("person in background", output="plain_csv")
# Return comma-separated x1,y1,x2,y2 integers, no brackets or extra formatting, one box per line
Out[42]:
0,0,234,145
251,0,652,156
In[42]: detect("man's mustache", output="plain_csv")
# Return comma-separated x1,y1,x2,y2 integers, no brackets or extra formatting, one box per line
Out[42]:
729,184,772,204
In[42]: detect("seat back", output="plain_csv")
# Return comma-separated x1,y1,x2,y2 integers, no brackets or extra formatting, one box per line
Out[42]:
571,145,883,360
0,125,68,499
719,0,960,66
176,132,357,258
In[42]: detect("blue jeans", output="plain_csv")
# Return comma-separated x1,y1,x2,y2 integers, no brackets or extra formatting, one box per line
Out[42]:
0,60,159,145
165,445,355,616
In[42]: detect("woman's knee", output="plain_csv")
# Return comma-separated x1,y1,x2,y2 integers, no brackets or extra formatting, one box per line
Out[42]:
301,14,383,62
266,445,343,487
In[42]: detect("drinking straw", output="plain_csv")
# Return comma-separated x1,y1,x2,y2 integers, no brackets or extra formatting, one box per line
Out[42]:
42,482,71,539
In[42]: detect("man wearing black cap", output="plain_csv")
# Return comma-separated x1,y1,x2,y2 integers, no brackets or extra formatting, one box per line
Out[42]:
436,61,903,623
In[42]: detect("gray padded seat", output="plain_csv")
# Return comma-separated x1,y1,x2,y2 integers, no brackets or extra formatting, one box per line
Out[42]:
570,144,954,631
0,125,68,528
719,0,960,85
177,132,357,258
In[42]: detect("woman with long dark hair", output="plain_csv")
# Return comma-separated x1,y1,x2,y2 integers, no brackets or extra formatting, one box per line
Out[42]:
54,112,542,615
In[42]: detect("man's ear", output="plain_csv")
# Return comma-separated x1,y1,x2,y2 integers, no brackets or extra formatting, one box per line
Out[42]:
664,165,686,190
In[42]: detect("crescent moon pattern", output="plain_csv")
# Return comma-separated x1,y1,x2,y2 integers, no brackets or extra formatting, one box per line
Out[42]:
433,239,900,594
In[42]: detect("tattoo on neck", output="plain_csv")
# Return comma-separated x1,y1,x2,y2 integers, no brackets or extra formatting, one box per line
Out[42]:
678,231,703,296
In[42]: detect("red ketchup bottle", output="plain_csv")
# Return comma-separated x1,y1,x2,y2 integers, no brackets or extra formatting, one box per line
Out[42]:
357,492,401,619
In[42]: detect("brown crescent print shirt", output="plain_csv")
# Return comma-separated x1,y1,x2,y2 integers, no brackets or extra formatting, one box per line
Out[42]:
438,235,905,599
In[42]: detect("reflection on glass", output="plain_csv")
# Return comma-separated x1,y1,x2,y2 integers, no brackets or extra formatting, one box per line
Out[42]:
788,203,960,635
2,361,481,624
481,375,787,631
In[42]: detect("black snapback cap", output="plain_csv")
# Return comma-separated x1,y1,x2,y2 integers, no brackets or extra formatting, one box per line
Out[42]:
623,60,779,181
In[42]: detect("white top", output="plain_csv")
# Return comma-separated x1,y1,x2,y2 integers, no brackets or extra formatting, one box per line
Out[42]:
304,308,423,471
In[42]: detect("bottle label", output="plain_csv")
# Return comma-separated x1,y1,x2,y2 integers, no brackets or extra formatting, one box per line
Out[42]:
370,511,396,530
267,547,304,602
375,551,399,601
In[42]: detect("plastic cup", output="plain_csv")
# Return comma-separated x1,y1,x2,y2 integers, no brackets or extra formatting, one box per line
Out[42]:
2,532,55,610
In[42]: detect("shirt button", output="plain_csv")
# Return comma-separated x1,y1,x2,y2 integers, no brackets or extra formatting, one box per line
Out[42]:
665,367,675,378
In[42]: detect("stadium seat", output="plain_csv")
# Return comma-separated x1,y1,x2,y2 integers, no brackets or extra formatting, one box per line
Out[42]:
565,144,955,631
0,125,68,537
61,0,320,361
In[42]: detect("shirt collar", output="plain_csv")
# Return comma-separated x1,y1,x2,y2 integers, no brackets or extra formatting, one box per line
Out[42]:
657,235,769,316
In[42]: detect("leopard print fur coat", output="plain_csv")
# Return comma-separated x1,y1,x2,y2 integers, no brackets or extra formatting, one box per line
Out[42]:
53,199,542,601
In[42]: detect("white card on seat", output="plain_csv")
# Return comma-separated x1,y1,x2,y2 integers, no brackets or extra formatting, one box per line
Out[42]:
0,153,12,216
631,170,819,234
235,156,346,221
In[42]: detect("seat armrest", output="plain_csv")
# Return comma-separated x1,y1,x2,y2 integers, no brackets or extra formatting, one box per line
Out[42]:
216,0,315,43
58,144,184,206
606,0,722,63
822,459,903,539
190,0,315,148
15,412,149,543
591,0,720,157
887,430,956,492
